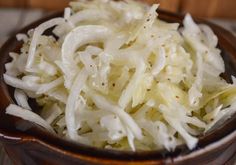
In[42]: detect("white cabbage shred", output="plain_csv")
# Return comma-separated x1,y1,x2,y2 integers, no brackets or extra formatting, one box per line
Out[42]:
4,0,236,151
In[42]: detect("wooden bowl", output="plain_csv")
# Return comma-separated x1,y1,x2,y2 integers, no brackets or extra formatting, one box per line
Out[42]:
0,10,236,165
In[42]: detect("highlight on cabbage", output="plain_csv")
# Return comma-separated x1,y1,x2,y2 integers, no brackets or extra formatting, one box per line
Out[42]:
4,0,236,151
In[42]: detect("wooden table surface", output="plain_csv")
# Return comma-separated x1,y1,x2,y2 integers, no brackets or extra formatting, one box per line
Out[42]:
1,0,236,19
0,8,236,165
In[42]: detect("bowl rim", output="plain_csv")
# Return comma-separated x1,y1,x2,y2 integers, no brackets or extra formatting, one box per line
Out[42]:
0,9,236,163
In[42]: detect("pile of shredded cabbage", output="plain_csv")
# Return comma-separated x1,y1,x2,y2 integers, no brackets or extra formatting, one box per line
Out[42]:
4,0,236,151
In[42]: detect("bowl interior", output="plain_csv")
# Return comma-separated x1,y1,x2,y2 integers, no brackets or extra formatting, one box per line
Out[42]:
0,10,236,161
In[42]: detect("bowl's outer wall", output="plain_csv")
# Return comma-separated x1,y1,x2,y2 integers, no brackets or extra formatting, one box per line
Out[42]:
0,10,236,165
2,135,236,165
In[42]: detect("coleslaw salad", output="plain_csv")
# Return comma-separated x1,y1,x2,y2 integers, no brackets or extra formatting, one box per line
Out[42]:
3,0,236,151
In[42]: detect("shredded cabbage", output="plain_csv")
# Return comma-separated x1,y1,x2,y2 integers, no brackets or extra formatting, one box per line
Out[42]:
4,0,236,151
14,89,31,110
6,104,54,132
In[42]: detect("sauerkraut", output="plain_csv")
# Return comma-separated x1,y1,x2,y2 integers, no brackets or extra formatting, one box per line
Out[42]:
4,0,236,151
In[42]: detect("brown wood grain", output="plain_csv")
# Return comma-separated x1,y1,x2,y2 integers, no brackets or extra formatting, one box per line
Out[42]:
0,0,26,8
180,0,217,18
28,0,68,10
0,0,236,19
0,0,180,12
180,0,236,19
212,0,236,19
